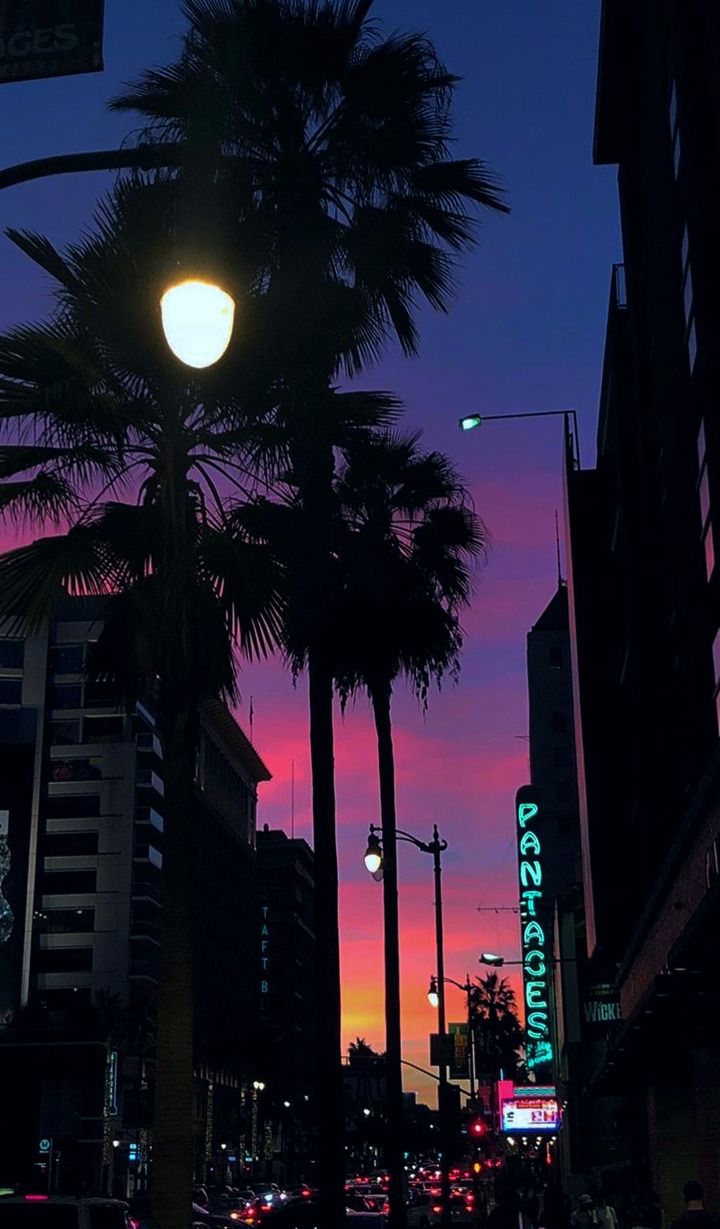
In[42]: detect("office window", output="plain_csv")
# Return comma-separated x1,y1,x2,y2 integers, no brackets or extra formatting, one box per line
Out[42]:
84,680,122,708
84,715,124,744
50,758,102,783
704,524,715,583
41,869,97,895
700,468,711,532
0,640,24,669
35,908,95,934
44,831,99,858
0,679,22,705
49,644,84,674
50,684,82,710
45,794,101,820
688,320,698,374
50,719,82,746
35,947,93,973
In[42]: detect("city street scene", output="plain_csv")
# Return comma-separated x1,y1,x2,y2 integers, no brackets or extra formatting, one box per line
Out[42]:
0,1,717,1228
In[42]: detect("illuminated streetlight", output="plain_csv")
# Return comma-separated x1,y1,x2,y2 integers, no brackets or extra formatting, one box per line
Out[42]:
160,278,235,369
252,1080,265,1092
459,413,482,432
427,976,439,1009
364,831,383,876
479,952,504,967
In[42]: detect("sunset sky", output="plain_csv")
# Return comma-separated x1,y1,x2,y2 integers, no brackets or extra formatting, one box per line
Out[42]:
0,1,620,1105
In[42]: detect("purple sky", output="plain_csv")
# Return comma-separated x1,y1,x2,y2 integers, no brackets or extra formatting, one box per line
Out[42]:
0,1,619,1104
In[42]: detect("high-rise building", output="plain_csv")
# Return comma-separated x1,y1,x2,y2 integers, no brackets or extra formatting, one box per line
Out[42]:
253,826,316,1183
0,598,270,1194
565,0,720,1203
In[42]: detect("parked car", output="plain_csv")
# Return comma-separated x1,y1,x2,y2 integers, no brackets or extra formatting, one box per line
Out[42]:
239,1197,384,1229
0,1195,131,1228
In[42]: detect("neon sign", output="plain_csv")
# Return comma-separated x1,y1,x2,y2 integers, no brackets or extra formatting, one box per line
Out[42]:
515,788,553,1070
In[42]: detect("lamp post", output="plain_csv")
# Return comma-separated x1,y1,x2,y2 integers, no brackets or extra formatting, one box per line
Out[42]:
428,975,477,1104
0,147,236,369
364,822,450,1229
457,409,581,468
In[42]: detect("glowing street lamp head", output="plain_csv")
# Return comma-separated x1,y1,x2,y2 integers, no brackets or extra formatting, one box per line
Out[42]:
364,830,383,876
459,413,482,432
427,975,439,1009
161,278,235,368
479,952,504,967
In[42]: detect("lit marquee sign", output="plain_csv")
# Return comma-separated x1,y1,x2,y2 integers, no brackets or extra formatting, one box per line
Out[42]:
501,1094,559,1134
516,787,553,1070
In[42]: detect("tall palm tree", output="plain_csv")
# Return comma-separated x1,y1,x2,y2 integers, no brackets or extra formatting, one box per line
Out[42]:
334,430,485,1226
470,974,524,1079
0,180,282,1229
112,4,507,1218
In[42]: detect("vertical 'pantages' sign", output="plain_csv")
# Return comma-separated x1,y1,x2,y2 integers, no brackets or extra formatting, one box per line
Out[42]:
516,786,553,1070
0,0,104,83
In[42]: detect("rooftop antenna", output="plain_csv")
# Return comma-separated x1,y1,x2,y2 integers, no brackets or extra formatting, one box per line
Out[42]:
555,510,564,587
291,758,295,839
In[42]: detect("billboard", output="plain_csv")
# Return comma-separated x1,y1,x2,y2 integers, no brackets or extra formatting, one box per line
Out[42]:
0,0,104,83
501,1095,559,1134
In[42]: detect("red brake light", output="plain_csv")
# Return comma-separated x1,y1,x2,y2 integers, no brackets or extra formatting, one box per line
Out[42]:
25,1196,49,1203
432,1206,443,1215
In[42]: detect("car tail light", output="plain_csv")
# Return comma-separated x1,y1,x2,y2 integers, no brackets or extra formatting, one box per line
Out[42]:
25,1196,49,1202
433,1206,442,1215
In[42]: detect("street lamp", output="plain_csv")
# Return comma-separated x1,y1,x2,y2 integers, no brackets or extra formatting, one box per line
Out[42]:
160,277,235,368
479,953,505,967
427,975,479,1104
364,822,450,1229
457,409,581,467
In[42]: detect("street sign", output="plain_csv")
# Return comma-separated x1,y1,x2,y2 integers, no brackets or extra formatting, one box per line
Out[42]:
38,1138,51,1154
448,1022,469,1079
430,1032,455,1066
0,1,104,84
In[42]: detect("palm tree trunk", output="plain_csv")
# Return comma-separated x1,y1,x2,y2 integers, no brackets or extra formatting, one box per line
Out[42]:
151,703,198,1229
369,679,406,1229
307,647,345,1229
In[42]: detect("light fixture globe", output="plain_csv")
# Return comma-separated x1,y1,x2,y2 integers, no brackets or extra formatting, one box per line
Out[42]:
364,831,383,875
479,952,504,967
161,278,235,368
427,975,439,1009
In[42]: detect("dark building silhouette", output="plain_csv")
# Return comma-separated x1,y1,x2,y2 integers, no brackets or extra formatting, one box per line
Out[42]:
254,826,316,1182
565,0,720,1206
0,599,270,1194
524,584,584,1179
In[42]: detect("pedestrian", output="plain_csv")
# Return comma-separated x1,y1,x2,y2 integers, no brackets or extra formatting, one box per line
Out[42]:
669,1182,714,1229
571,1195,596,1229
595,1195,619,1229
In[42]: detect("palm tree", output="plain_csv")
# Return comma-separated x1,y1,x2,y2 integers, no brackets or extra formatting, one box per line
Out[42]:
0,180,282,1229
334,430,485,1226
470,974,524,1079
112,4,508,1218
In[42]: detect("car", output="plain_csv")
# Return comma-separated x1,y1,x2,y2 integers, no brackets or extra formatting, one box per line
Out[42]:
406,1194,476,1229
0,1195,132,1228
239,1198,384,1229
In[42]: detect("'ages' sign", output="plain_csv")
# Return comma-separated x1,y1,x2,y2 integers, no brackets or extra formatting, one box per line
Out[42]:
0,0,104,83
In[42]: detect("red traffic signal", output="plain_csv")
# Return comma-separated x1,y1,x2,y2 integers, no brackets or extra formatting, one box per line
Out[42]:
467,1117,487,1138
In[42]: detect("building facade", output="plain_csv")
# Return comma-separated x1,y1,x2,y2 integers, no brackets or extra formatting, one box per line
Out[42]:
253,826,317,1183
565,0,720,1207
0,598,270,1194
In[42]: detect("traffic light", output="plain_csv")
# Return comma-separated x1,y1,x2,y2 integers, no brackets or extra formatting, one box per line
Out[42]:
467,1117,487,1139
